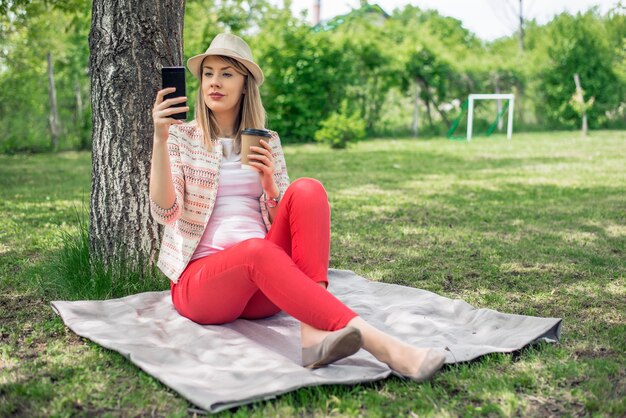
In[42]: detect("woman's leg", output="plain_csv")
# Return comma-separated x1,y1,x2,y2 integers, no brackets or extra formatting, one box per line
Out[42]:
240,177,333,325
171,237,357,330
264,178,331,286
261,178,336,346
346,317,446,380
257,177,446,377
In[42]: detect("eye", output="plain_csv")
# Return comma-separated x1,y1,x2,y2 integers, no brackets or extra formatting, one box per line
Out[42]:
223,73,232,77
204,72,213,77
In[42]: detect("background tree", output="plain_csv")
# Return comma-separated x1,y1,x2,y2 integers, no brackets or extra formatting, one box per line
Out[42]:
0,1,86,153
330,17,397,134
1,1,625,154
89,0,185,272
252,2,351,141
537,10,622,128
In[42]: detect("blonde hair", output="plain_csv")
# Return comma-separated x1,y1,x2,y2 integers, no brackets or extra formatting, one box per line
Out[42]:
195,55,266,153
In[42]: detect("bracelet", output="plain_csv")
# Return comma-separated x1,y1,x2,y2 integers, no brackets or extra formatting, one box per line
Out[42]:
264,192,281,208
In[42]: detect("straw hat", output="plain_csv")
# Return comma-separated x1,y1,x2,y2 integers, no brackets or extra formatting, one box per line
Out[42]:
186,33,264,86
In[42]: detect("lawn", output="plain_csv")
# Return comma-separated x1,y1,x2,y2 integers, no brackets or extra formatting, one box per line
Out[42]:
1,131,624,417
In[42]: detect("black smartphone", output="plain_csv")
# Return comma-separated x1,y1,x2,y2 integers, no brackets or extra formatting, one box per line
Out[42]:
161,66,187,120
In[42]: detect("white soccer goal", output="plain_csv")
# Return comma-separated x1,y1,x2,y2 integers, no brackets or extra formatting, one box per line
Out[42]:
466,94,515,141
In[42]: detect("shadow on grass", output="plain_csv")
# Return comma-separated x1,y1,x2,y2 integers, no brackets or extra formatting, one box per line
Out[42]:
292,147,579,184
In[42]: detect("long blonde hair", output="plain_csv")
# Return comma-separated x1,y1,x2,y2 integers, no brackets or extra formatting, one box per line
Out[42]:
195,55,266,153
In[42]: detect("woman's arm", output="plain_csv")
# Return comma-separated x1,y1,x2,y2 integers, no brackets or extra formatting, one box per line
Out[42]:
149,138,181,225
149,88,188,225
265,182,280,223
251,132,290,229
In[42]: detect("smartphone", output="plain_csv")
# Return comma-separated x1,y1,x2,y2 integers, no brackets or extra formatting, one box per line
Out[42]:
161,66,187,120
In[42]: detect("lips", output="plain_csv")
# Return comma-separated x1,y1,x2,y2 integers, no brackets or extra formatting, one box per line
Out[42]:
209,92,224,98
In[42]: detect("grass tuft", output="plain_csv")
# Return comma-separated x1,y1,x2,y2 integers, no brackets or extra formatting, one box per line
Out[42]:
40,201,167,301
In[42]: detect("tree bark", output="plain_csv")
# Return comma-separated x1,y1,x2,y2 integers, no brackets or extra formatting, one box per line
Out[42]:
412,78,419,137
89,0,185,274
47,51,60,151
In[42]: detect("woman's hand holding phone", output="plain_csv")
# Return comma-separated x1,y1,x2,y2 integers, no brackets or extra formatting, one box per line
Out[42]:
152,88,189,144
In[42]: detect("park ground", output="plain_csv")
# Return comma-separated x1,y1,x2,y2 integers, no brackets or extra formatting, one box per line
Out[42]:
0,131,624,417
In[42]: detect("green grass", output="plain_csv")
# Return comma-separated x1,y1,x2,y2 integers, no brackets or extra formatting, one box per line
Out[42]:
1,131,624,417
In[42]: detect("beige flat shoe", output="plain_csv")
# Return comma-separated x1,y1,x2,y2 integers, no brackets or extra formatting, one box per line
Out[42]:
302,326,363,369
403,349,447,382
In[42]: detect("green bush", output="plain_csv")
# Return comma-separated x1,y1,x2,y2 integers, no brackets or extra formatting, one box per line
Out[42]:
314,105,366,149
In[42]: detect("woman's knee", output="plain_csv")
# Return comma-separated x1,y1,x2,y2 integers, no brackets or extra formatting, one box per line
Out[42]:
286,177,328,201
237,238,283,264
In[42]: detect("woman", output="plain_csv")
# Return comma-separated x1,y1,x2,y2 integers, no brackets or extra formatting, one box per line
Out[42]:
149,33,445,379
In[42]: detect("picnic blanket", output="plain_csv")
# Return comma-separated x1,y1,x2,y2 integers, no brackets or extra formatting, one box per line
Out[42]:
50,268,562,413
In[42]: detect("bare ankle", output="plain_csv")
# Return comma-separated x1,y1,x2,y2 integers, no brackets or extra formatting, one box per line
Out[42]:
300,323,331,348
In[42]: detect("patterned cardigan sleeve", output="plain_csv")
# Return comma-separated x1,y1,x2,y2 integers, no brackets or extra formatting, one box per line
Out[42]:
149,125,186,225
260,131,290,230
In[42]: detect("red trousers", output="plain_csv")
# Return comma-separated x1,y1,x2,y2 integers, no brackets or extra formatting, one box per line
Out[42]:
170,178,358,331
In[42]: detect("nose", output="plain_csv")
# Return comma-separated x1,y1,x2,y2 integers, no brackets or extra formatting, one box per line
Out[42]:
209,75,221,88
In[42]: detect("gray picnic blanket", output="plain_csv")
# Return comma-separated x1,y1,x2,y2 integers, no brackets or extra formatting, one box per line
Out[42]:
50,268,562,413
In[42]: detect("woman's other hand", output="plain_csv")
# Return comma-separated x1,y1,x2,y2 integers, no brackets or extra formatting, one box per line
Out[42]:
152,88,189,144
249,139,279,196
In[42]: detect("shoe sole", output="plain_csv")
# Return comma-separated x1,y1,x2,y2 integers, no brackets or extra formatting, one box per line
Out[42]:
305,328,363,369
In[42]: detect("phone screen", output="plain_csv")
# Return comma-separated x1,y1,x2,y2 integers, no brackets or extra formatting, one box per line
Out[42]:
161,67,187,120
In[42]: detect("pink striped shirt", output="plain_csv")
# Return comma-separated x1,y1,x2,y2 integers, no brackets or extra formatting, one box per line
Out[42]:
190,138,267,261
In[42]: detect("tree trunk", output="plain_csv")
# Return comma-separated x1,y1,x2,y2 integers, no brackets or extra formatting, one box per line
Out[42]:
419,80,434,128
431,96,451,128
74,78,83,127
47,51,60,151
89,0,185,274
574,73,588,136
412,78,419,137
74,78,89,150
368,74,382,132
495,74,503,131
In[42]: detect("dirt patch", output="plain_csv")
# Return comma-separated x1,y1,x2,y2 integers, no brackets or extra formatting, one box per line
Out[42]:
573,347,618,360
0,293,49,323
524,394,587,417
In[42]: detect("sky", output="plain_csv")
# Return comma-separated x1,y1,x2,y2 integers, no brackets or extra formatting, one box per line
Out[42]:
269,0,622,40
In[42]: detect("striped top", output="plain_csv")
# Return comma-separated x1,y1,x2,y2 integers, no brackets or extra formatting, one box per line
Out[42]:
149,121,290,283
189,138,267,261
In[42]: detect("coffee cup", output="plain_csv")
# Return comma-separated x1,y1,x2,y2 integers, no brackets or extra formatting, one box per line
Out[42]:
241,128,272,170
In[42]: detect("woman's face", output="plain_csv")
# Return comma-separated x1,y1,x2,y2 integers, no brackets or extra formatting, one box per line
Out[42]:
201,55,246,116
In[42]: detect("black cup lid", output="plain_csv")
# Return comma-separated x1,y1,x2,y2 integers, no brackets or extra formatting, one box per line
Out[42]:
241,128,272,138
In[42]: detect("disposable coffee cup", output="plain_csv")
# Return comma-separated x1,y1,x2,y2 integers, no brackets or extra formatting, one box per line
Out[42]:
241,128,272,170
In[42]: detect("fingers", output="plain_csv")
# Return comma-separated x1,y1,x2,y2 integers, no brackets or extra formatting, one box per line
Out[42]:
154,87,187,108
155,105,190,117
248,161,271,175
247,141,274,175
154,88,175,107
153,88,188,120
250,142,272,158
247,162,263,173
156,87,176,101
248,152,272,167
155,96,188,111
260,139,272,150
